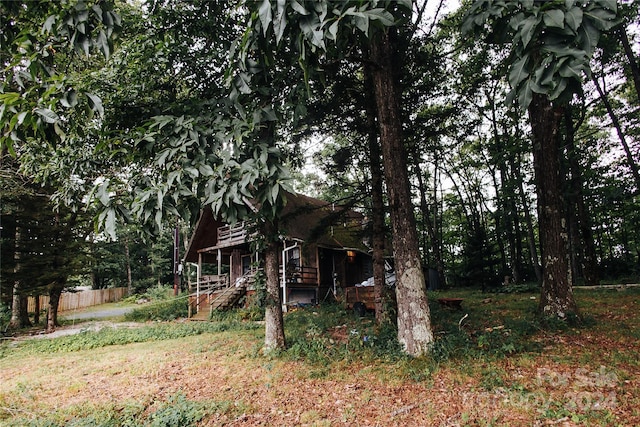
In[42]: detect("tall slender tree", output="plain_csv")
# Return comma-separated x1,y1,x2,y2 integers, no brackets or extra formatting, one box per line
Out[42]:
463,0,618,317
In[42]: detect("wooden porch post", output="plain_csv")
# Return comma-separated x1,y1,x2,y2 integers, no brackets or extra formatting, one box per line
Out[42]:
197,253,202,314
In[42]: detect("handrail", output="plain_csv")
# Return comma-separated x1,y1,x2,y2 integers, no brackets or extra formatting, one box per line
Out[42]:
209,284,246,310
191,274,228,314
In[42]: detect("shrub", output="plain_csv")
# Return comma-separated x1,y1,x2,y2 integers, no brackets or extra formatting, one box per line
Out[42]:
237,292,265,321
148,393,205,427
143,284,173,301
124,298,188,322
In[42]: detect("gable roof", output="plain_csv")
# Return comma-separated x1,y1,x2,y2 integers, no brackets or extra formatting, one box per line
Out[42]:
183,192,369,263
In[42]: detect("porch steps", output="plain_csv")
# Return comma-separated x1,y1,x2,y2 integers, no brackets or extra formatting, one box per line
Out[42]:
210,286,246,310
190,286,246,321
190,305,212,321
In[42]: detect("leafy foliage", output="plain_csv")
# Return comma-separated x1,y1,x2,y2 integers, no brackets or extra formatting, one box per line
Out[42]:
462,0,619,108
0,0,120,154
0,304,10,336
148,393,205,427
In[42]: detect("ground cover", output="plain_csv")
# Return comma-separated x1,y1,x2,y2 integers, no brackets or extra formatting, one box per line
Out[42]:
0,287,638,426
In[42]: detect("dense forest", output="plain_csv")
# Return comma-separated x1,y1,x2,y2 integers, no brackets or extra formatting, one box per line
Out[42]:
1,0,638,354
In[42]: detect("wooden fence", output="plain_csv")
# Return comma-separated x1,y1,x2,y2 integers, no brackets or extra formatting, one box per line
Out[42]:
27,287,128,313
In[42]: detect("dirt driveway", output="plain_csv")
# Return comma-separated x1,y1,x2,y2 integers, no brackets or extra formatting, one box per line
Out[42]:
62,306,135,321
19,304,139,340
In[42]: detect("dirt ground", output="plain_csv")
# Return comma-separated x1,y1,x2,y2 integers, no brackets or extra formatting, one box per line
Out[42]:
2,325,637,426
2,292,639,426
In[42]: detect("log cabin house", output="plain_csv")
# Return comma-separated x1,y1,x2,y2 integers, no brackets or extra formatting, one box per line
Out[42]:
184,192,373,319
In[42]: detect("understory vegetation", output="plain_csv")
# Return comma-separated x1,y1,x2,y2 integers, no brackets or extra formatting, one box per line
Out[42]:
1,287,638,426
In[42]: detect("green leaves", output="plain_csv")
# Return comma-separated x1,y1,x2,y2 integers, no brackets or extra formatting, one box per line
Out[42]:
565,7,583,31
34,108,60,124
543,10,565,29
258,0,273,37
463,0,619,109
0,1,120,153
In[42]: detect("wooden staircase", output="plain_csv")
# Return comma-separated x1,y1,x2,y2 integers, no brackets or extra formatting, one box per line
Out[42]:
190,286,246,321
210,286,246,310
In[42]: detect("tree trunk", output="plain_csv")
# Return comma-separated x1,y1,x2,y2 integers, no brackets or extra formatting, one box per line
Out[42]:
528,93,578,318
46,281,65,333
9,226,31,329
262,219,286,352
33,295,40,324
432,157,446,287
369,28,433,355
510,150,542,284
500,162,522,283
363,69,392,324
124,235,133,295
415,165,445,289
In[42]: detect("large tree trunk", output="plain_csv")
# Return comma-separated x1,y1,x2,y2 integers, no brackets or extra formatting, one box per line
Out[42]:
528,93,578,318
369,28,433,356
46,280,65,333
262,220,286,352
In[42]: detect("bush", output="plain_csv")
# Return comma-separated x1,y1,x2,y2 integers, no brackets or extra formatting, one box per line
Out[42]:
124,298,188,322
148,393,205,427
237,293,265,321
143,284,174,301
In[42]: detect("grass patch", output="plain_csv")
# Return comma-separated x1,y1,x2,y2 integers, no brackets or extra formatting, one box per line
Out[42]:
4,321,260,356
124,297,188,322
283,303,403,366
2,392,213,427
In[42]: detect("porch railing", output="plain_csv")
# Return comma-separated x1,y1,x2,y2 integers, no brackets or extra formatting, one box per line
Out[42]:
217,222,248,248
190,274,229,315
199,274,229,292
279,265,318,287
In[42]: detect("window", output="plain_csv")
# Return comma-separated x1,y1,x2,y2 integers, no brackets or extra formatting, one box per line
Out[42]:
241,255,252,275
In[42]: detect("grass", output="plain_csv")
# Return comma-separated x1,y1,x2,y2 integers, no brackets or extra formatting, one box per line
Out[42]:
0,287,638,426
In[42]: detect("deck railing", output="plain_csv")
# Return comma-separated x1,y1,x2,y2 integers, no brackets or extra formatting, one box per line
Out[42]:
190,274,228,315
199,274,229,292
217,222,248,248
280,265,318,287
